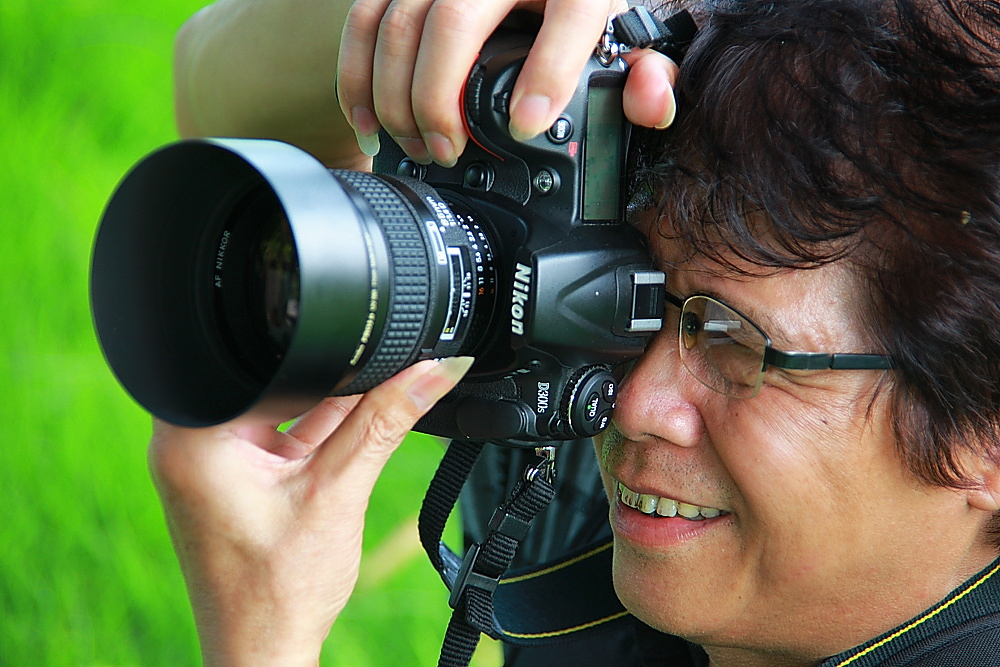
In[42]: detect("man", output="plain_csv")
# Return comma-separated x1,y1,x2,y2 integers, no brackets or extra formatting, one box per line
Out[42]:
156,0,1000,664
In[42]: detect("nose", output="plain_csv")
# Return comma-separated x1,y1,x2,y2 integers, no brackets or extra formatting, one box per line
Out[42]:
614,329,705,448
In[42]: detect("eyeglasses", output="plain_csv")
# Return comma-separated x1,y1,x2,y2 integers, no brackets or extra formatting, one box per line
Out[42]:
666,292,894,398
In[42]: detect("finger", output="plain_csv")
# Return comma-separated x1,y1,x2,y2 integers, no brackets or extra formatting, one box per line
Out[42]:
338,0,392,157
410,0,519,167
622,48,679,129
307,357,474,485
507,0,615,141
284,395,363,448
370,0,440,164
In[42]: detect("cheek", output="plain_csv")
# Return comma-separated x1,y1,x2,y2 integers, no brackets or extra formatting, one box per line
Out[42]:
592,434,617,500
708,399,871,555
714,393,865,501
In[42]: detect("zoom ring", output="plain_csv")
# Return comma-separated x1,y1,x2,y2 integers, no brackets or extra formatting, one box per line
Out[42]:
334,171,434,393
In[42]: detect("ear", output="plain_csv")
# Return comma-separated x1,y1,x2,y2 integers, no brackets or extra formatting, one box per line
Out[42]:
964,459,1000,513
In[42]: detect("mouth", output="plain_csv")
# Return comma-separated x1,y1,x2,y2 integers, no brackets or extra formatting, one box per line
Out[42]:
616,480,728,521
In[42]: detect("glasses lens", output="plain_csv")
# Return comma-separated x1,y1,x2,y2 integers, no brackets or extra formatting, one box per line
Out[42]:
679,296,767,398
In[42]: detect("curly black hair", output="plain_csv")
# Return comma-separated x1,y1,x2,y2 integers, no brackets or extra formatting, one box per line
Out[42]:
633,0,1000,491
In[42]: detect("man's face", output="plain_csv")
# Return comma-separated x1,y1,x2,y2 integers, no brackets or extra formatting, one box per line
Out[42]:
596,240,996,662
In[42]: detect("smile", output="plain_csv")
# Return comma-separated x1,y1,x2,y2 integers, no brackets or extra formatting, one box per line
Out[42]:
616,481,727,520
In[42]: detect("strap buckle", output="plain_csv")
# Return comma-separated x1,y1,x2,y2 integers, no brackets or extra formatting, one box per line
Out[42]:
596,17,622,66
525,445,557,484
603,7,698,64
448,543,500,610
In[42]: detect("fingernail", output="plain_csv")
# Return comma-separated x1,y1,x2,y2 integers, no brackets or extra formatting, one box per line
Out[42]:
354,130,381,157
509,93,551,142
422,132,457,168
350,107,382,157
407,357,475,411
655,91,677,130
351,106,379,135
393,136,432,164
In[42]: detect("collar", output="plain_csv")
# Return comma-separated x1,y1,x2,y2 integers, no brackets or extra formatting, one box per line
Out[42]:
821,555,1000,667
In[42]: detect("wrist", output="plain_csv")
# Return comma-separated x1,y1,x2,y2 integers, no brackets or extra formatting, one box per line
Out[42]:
181,554,335,667
196,610,326,667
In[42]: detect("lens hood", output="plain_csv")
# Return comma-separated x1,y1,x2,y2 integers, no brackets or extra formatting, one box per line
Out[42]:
91,139,380,426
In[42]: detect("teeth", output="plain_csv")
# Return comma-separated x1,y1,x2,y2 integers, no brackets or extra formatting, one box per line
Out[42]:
638,494,658,514
676,502,701,519
617,482,724,521
656,498,678,517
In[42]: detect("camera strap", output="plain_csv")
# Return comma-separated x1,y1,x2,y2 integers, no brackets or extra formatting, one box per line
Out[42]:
419,440,635,667
602,7,698,64
420,441,574,666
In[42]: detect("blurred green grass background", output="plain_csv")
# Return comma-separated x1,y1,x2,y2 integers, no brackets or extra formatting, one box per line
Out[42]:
0,0,498,664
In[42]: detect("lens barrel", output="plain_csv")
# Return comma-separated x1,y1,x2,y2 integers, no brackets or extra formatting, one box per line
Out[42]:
91,139,494,426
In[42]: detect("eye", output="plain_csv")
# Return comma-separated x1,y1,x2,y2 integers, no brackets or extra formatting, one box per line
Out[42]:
682,311,701,340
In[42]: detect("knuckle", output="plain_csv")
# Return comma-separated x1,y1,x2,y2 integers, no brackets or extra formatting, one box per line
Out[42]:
321,397,356,423
363,409,412,454
344,0,386,36
379,0,428,45
337,60,373,106
424,0,482,37
410,92,463,138
371,76,417,135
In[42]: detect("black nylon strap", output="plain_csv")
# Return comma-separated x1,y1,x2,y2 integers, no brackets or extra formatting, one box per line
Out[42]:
612,7,698,63
439,599,487,667
439,468,556,666
419,441,557,667
493,539,627,644
419,439,484,576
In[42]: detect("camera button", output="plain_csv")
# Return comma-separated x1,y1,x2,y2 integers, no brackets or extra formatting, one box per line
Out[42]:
396,158,427,180
464,163,494,190
547,117,573,144
602,380,617,401
532,169,559,195
566,366,616,436
585,392,602,422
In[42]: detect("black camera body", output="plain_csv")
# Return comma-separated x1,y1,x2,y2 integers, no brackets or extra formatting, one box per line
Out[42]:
373,27,665,443
90,24,664,444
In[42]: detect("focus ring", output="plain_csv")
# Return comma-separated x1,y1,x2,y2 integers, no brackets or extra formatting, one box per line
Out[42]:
334,171,434,393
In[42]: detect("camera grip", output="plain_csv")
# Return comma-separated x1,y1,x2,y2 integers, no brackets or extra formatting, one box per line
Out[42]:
416,376,536,443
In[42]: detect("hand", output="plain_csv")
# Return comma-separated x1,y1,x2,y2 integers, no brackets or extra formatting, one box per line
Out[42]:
149,357,474,666
337,0,679,166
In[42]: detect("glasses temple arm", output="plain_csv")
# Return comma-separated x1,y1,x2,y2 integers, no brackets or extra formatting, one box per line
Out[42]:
764,348,895,371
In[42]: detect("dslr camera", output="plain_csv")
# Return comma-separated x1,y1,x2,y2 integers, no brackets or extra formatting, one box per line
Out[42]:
91,22,666,445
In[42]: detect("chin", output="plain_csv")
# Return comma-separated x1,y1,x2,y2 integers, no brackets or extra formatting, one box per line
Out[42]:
611,539,713,640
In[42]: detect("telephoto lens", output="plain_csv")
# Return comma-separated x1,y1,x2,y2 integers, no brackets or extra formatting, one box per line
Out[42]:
91,138,496,427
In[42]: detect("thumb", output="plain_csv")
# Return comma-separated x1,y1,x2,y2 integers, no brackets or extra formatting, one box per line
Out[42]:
307,356,475,484
622,48,680,129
